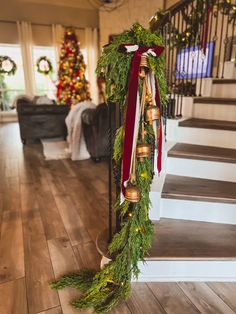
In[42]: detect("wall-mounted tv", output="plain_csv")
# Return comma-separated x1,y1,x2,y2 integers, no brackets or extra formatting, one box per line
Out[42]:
176,42,214,79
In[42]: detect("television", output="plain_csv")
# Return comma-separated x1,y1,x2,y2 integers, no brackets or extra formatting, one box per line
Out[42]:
176,42,214,79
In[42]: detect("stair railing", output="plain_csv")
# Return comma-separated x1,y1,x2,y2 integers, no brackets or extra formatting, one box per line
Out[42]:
150,0,236,118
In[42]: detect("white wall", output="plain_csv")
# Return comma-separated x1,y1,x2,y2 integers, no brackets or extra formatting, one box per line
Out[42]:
99,0,164,47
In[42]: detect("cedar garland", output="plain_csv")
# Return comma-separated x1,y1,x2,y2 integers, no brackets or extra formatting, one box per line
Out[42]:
50,23,167,313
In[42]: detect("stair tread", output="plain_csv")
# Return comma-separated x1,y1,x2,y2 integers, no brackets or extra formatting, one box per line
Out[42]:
193,97,236,104
212,78,236,84
179,118,236,131
162,174,236,204
168,143,236,163
147,218,236,260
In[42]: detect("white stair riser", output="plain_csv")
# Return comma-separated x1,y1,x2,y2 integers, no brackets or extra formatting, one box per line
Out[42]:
212,84,236,98
193,102,236,121
177,127,236,149
166,119,236,149
160,198,236,225
167,157,236,182
136,261,236,282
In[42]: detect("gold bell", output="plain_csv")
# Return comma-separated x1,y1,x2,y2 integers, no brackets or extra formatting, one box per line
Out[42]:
145,105,160,124
125,184,141,203
139,55,149,79
136,143,151,161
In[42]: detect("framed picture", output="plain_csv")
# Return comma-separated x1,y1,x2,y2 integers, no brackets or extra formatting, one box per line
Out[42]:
176,42,214,79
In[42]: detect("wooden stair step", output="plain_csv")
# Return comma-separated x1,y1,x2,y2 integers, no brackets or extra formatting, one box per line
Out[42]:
97,219,236,261
162,174,236,204
212,79,236,85
147,218,236,260
179,118,236,131
168,143,236,163
193,97,236,105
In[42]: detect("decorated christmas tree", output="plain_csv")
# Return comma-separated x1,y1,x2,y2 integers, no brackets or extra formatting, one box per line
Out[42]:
57,28,90,107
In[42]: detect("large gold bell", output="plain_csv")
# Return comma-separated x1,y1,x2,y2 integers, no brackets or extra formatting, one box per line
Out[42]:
136,143,151,161
145,105,160,124
125,184,141,203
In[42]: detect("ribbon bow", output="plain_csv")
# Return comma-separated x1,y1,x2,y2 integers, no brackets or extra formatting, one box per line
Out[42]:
120,44,164,203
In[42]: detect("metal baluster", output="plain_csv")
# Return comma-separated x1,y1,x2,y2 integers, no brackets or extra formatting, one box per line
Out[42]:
199,1,208,97
108,101,113,242
221,12,230,78
167,13,172,118
179,5,187,117
115,107,122,232
206,2,214,78
212,0,220,78
169,14,176,118
176,10,181,116
185,2,192,97
190,0,197,96
229,18,236,63
216,3,225,78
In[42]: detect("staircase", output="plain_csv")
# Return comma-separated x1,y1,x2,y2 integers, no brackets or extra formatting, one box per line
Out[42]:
139,78,236,282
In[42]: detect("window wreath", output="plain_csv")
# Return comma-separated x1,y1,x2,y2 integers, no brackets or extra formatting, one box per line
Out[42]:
0,56,17,76
36,56,53,75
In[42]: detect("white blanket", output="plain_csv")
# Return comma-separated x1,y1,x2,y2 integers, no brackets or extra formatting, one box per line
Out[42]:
66,100,96,161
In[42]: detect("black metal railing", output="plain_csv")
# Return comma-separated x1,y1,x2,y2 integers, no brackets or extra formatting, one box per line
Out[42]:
107,0,236,243
151,0,236,118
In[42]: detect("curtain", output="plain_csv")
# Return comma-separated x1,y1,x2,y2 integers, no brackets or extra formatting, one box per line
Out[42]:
52,24,64,66
17,21,36,97
85,28,99,105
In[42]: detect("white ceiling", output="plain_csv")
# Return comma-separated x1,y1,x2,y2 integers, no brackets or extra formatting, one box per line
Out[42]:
17,0,97,10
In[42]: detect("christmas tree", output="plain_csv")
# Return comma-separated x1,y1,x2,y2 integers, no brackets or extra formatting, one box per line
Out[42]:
57,28,90,107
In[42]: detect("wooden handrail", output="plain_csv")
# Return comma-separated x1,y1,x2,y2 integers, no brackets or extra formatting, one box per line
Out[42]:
150,0,193,31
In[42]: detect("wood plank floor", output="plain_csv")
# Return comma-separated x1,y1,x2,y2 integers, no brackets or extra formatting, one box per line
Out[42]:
1,123,236,314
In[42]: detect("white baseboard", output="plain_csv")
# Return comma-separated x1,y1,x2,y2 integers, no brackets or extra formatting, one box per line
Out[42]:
136,260,236,282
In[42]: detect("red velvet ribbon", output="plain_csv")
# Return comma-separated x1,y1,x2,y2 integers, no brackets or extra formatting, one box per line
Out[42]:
120,45,164,197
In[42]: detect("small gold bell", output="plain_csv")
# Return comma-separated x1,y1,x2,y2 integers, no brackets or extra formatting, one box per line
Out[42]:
139,55,149,79
145,105,160,124
136,143,151,161
125,184,141,203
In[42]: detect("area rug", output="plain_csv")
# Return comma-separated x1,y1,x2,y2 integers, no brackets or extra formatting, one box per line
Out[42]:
41,138,71,160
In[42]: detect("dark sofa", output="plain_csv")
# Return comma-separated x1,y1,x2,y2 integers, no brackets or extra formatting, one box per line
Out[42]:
17,99,69,144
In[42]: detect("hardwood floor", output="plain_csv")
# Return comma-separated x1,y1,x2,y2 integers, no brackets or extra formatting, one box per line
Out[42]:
1,122,236,314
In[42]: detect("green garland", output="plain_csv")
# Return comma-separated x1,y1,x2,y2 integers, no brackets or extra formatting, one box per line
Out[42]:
36,56,53,75
0,56,17,75
150,0,236,50
50,23,167,313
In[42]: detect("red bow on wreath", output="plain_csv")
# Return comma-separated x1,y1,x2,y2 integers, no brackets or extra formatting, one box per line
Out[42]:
120,44,164,203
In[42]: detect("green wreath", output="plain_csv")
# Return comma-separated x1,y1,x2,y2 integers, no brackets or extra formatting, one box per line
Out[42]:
36,56,53,75
0,56,17,76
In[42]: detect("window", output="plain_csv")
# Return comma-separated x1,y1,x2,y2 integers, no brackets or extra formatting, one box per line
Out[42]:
0,44,25,110
32,46,57,99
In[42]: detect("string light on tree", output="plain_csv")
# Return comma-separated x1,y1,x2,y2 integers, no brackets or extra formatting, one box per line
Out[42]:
57,28,90,108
